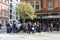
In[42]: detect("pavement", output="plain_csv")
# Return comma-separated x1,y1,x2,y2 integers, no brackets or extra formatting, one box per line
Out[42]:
0,27,60,40
0,27,6,33
0,32,60,40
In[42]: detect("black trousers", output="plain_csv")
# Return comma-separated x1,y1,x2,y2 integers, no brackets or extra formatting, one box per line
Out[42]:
7,27,12,33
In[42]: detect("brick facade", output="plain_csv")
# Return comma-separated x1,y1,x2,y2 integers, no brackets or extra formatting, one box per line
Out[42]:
20,0,59,9
0,0,9,25
20,0,60,20
53,0,59,8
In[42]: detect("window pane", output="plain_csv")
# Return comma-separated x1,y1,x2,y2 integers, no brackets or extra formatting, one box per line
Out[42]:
36,5,39,9
2,20,4,24
59,0,60,2
48,0,53,8
16,12,18,15
10,0,12,2
16,17,18,20
30,2,34,4
2,11,4,16
59,0,60,7
10,10,12,14
10,15,12,19
35,2,39,4
10,5,12,9
13,16,15,19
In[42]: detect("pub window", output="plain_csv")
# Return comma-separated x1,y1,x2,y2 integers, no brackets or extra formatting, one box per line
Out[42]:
48,0,53,8
30,1,34,4
35,5,39,10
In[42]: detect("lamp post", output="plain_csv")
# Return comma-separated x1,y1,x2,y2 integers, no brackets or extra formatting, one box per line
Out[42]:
40,9,43,31
40,8,47,31
40,11,42,25
40,8,46,22
40,9,45,25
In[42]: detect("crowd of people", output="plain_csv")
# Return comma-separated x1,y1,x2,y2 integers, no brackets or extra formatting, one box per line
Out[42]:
6,21,41,33
5,21,60,34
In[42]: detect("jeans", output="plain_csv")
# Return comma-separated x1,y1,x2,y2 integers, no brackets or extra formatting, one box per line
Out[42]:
13,27,18,33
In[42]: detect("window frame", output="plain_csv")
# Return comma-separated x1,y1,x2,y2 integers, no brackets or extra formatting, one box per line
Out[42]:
48,0,53,9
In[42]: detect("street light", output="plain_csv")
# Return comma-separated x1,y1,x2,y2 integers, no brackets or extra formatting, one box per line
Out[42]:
40,8,46,24
40,9,43,24
40,8,45,32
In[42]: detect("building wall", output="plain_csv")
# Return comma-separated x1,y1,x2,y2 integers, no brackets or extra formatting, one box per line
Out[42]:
41,0,48,9
53,0,59,8
21,0,59,9
9,0,20,22
20,0,60,19
0,0,9,25
0,2,2,15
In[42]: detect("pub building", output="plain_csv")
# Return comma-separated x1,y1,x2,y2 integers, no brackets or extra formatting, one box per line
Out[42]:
20,0,60,31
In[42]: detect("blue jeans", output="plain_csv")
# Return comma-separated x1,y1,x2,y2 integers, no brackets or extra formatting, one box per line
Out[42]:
13,27,18,33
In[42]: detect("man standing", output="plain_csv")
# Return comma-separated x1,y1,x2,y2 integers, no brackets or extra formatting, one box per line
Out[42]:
56,22,60,31
27,22,32,34
13,21,18,33
6,21,12,33
50,23,53,32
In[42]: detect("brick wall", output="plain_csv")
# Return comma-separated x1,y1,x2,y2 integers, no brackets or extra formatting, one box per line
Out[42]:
0,0,9,25
54,0,59,8
0,2,2,15
21,0,59,9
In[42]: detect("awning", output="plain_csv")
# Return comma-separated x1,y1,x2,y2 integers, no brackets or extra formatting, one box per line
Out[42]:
42,15,60,19
25,15,60,19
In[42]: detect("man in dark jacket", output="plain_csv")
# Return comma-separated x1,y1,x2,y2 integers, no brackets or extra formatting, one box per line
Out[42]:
6,22,12,33
56,22,60,31
13,21,18,33
27,22,32,34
